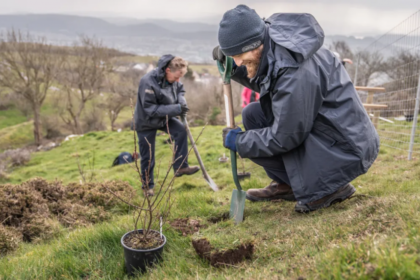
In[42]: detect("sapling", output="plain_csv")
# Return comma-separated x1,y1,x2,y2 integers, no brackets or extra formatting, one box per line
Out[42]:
104,100,206,249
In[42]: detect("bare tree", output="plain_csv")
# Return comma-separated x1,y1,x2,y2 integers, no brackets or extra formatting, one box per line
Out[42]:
329,40,357,81
58,36,112,134
103,69,142,131
0,30,63,145
330,40,354,61
355,50,385,86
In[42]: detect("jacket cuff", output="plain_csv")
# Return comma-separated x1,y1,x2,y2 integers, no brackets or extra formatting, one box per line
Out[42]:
235,132,245,157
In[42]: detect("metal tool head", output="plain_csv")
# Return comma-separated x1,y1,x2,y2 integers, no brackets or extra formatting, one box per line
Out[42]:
230,189,246,224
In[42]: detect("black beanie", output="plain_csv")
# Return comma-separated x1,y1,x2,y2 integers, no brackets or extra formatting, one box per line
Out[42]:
218,5,265,56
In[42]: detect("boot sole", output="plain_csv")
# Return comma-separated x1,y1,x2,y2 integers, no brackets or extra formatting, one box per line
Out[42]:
175,169,200,177
295,184,356,213
246,193,297,202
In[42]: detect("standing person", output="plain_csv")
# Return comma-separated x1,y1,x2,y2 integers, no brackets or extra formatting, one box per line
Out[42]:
213,5,379,212
134,55,200,196
241,87,260,108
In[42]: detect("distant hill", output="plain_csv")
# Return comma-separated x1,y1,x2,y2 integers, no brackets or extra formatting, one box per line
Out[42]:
0,14,377,62
103,17,217,33
0,14,214,40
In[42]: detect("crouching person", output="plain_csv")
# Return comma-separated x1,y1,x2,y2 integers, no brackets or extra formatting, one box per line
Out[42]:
214,5,379,212
134,55,200,196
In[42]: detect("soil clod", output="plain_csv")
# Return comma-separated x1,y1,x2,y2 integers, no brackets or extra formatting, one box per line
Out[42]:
192,238,254,267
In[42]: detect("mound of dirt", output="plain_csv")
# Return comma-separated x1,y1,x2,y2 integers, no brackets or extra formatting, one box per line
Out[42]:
170,218,202,236
192,238,254,267
0,178,135,253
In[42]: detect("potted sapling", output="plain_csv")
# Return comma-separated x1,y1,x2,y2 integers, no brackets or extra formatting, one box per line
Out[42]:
105,112,206,275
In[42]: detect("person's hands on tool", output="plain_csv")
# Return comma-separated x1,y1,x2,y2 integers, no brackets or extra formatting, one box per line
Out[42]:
222,127,242,152
180,104,189,118
212,46,226,64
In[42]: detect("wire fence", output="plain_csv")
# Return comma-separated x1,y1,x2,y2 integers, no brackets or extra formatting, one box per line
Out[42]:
354,10,420,160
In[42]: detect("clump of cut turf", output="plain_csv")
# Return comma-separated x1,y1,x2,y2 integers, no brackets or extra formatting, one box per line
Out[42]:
192,237,254,267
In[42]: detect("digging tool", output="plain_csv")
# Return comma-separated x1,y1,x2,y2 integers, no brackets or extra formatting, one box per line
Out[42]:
217,57,246,224
181,116,219,192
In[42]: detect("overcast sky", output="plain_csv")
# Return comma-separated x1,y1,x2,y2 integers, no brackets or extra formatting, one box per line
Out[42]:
1,0,418,36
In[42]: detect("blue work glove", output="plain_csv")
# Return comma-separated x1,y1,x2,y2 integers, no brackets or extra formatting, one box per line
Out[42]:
222,127,242,152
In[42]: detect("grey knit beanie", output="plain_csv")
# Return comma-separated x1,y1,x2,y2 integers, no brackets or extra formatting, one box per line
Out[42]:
218,5,265,56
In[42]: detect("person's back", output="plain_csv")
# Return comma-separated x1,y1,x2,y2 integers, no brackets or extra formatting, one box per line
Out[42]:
134,55,185,132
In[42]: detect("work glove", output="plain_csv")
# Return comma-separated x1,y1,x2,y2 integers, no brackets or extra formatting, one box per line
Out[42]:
222,127,242,152
213,46,237,69
180,104,189,118
212,46,226,64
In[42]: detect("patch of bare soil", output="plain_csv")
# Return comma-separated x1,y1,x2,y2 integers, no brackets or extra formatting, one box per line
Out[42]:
192,238,254,267
170,218,202,236
0,177,135,254
123,230,165,250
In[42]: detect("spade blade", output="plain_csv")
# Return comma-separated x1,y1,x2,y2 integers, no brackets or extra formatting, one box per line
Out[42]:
230,189,246,224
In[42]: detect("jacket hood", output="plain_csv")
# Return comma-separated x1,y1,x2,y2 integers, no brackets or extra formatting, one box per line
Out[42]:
266,13,324,64
156,54,175,81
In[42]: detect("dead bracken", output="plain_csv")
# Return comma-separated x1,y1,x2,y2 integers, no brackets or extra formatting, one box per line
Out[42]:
192,238,254,267
0,177,135,254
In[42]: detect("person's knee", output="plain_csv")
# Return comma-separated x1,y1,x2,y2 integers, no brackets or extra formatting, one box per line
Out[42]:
242,102,260,130
171,129,187,144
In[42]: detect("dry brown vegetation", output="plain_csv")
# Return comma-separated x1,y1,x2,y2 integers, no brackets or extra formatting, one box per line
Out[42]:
183,79,243,126
0,31,64,145
0,177,136,254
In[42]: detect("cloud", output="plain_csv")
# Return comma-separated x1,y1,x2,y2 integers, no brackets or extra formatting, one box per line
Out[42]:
0,0,417,36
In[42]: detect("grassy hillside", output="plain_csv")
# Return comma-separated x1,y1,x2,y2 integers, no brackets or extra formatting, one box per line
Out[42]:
0,122,419,279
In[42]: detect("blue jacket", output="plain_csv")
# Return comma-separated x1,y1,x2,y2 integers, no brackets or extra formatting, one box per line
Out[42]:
232,13,379,204
134,54,187,131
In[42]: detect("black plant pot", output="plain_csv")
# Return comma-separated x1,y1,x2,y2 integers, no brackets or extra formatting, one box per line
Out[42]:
237,172,251,181
121,229,167,275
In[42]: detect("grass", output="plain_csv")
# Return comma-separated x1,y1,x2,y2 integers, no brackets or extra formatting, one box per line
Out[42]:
0,107,28,130
0,121,34,152
377,119,420,155
114,55,160,64
189,64,219,76
0,122,420,279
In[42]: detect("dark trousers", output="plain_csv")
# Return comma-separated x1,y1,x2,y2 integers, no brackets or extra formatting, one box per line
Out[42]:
137,118,189,189
242,102,291,186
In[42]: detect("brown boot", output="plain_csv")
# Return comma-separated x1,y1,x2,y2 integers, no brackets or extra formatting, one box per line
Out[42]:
246,181,296,202
295,183,356,213
175,166,200,177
